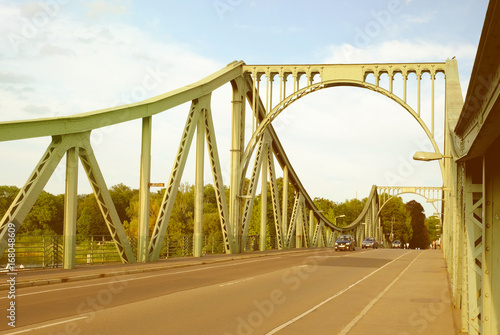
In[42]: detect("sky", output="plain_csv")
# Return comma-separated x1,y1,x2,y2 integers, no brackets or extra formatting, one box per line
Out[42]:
0,0,490,217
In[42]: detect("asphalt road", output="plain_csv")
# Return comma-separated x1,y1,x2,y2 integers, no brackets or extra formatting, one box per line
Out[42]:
0,248,455,335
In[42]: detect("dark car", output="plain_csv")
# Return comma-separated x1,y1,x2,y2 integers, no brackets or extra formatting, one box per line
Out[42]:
392,240,402,248
362,237,379,249
335,235,355,251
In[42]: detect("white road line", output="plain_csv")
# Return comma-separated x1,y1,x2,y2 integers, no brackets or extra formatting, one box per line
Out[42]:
308,250,369,258
5,316,88,334
265,251,413,335
338,252,422,335
219,277,255,287
2,257,282,299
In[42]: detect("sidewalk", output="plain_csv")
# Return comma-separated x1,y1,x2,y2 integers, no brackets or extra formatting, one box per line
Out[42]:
346,249,462,334
0,248,305,290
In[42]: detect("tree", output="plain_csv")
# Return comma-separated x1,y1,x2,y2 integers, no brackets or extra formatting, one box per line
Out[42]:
110,183,137,225
167,182,195,239
336,198,367,226
77,194,108,236
18,191,63,235
406,200,429,249
425,216,441,245
313,196,367,227
379,195,412,245
0,185,20,219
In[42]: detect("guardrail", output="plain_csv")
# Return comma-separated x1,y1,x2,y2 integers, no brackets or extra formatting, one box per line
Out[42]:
0,234,279,269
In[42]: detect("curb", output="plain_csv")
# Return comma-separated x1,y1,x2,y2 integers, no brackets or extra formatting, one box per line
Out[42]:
0,248,314,291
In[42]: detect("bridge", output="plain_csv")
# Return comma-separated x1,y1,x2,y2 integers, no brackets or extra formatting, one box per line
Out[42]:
1,2,500,334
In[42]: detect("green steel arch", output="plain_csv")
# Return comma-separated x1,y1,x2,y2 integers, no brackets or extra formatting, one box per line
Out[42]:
241,78,445,188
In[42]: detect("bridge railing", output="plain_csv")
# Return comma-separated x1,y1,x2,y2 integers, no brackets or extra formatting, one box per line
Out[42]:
0,234,281,269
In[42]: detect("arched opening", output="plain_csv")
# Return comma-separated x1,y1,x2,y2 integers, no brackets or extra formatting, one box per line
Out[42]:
243,79,444,217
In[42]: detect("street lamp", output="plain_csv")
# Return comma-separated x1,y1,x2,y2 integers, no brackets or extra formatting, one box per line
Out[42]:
412,151,451,162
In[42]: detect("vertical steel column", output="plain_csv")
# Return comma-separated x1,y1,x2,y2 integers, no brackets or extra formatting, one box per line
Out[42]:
280,73,287,102
63,147,79,269
266,72,274,112
138,116,152,262
194,109,205,257
282,165,289,239
483,151,499,334
465,158,484,335
389,72,393,93
251,70,257,135
403,72,407,103
296,198,303,248
431,73,435,136
260,136,268,251
417,72,421,116
230,79,245,253
372,195,377,239
355,226,361,247
309,210,314,247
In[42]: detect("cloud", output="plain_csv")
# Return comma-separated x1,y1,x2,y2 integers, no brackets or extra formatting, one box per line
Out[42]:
324,39,477,64
0,2,229,195
235,23,302,34
0,71,34,84
22,104,52,115
79,0,131,19
403,12,436,24
39,43,75,56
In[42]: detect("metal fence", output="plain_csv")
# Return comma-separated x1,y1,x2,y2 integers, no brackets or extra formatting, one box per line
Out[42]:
1,234,280,269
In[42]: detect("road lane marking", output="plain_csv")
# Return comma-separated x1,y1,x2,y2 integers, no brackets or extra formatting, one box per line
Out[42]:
338,252,422,335
2,257,283,299
6,316,88,334
265,251,413,335
219,277,255,287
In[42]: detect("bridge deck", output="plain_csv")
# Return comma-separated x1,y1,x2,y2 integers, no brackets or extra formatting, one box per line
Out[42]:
1,248,458,334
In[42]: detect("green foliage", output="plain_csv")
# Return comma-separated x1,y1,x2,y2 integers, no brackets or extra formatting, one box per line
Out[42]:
425,216,441,243
0,185,19,218
379,195,412,245
77,194,107,236
19,191,63,235
110,183,137,224
313,196,366,227
0,182,436,252
407,200,430,249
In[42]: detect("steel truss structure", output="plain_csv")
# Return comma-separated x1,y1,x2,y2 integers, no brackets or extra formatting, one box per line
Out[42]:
4,53,497,334
3,4,500,332
0,60,457,264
